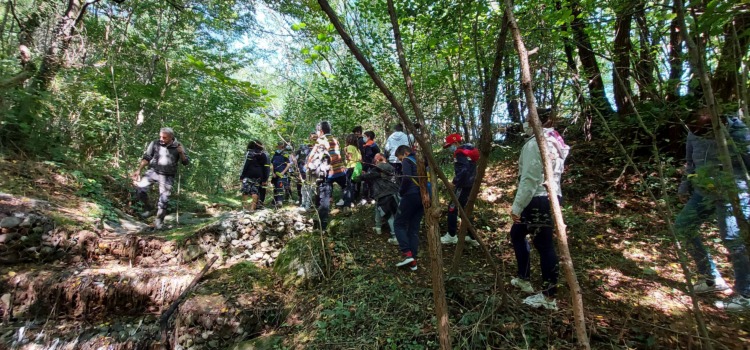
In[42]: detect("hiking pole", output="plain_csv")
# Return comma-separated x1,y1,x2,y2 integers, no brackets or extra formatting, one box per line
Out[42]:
176,173,181,225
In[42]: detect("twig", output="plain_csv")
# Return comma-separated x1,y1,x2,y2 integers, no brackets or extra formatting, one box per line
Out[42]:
159,256,218,349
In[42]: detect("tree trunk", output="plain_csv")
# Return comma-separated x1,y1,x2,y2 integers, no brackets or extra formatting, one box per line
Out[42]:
712,12,750,108
613,6,634,116
504,1,590,348
505,63,521,123
569,0,614,117
33,0,85,91
447,59,471,137
666,15,683,103
451,13,510,273
387,0,451,346
633,2,658,102
556,1,586,116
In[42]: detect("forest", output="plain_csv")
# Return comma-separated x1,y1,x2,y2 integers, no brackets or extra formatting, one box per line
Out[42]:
0,0,748,349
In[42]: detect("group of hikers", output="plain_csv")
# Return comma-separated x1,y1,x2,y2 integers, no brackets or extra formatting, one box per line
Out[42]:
130,106,750,312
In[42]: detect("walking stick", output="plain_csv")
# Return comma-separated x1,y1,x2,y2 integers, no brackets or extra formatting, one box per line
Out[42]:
176,173,181,225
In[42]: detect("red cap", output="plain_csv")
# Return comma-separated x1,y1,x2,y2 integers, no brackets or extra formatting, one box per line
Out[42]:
442,133,462,148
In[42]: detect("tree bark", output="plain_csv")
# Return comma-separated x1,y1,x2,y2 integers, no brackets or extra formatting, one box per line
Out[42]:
504,1,590,348
386,1,451,346
613,5,634,116
568,0,614,117
633,2,658,102
33,0,85,91
451,12,510,273
666,14,683,103
505,63,521,123
712,12,750,108
556,1,586,116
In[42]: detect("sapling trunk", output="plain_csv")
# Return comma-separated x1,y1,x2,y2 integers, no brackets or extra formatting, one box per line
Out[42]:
502,1,590,348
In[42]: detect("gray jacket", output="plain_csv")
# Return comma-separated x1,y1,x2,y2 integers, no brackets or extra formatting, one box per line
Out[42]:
142,139,190,176
678,117,750,196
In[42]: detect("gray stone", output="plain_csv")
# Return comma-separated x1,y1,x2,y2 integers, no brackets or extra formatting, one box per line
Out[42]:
0,217,21,229
260,241,270,248
184,245,204,262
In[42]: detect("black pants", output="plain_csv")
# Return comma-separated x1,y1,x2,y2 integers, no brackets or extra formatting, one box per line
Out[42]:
317,180,332,230
447,187,475,239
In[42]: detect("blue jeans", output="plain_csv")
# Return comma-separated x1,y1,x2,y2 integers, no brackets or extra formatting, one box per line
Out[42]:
510,196,559,297
676,179,750,296
394,193,424,257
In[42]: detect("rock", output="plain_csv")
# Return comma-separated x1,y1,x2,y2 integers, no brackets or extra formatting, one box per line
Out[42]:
140,257,156,266
0,217,21,229
260,241,270,248
241,218,251,225
271,251,280,258
231,239,241,247
184,245,204,262
152,249,162,259
71,255,82,263
294,222,305,231
161,245,174,255
241,233,250,240
263,253,270,260
250,252,264,261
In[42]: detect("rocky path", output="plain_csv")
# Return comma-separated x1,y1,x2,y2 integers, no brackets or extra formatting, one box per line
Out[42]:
0,192,318,349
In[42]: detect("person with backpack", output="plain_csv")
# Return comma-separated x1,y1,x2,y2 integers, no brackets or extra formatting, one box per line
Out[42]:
440,133,480,247
238,140,270,212
132,127,190,230
676,108,750,312
509,108,569,311
360,153,400,244
294,133,315,206
361,130,381,204
393,145,425,271
385,123,413,175
271,141,292,208
307,121,344,230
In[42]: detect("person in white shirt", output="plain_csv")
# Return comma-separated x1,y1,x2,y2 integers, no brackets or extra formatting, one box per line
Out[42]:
508,108,569,311
384,123,413,175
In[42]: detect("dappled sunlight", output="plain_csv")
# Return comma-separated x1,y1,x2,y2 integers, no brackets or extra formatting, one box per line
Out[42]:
588,268,688,314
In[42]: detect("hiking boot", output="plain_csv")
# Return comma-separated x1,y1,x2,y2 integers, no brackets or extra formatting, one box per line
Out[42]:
465,236,480,248
523,293,558,311
693,278,731,294
511,277,534,293
440,233,458,245
715,295,750,312
387,237,399,245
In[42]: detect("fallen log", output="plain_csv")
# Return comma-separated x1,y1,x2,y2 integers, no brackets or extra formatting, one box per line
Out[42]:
159,255,218,349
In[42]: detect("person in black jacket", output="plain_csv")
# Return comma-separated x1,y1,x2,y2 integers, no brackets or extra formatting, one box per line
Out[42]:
440,133,480,247
239,140,270,211
393,145,423,271
132,127,190,229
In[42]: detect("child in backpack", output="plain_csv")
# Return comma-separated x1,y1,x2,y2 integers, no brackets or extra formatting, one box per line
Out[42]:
393,145,424,271
360,153,399,243
240,140,270,211
271,141,292,207
361,130,381,204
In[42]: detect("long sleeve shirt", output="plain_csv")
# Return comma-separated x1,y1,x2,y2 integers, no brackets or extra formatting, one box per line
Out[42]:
511,128,569,216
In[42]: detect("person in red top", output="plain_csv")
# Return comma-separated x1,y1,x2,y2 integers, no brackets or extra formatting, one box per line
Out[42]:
440,133,480,247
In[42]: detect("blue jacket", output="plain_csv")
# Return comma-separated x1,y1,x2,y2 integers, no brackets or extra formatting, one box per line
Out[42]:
399,154,422,196
678,116,750,196
271,149,291,177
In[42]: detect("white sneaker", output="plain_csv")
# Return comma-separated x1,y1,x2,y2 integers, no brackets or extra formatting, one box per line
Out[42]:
373,227,382,235
511,277,534,293
715,295,750,312
693,278,731,294
465,236,480,248
396,256,415,267
336,199,345,206
359,199,368,206
387,237,399,245
523,293,557,311
440,233,458,245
